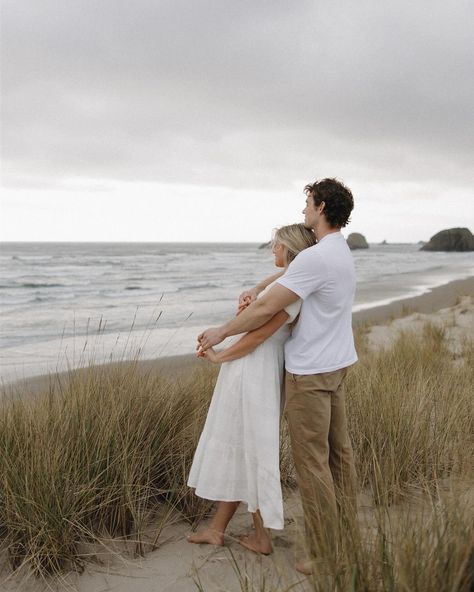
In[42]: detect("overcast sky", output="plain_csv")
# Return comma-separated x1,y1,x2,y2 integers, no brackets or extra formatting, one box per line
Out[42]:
1,0,473,243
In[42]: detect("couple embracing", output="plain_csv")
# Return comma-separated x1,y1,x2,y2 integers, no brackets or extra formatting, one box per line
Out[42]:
187,178,358,575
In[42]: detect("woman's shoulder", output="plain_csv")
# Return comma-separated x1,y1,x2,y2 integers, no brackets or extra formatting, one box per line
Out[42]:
258,280,278,298
284,299,302,323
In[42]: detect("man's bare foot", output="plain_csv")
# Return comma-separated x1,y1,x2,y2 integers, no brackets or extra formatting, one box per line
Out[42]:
239,533,273,555
187,528,224,546
295,559,313,575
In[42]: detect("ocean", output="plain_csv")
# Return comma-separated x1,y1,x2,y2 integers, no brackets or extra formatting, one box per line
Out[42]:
1,241,473,383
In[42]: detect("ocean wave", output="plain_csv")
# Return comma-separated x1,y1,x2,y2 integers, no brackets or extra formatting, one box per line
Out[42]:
27,292,77,304
21,282,66,289
177,283,221,292
87,259,124,266
11,256,54,262
0,282,66,290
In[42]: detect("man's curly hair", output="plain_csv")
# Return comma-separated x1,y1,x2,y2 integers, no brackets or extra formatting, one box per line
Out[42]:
304,178,354,228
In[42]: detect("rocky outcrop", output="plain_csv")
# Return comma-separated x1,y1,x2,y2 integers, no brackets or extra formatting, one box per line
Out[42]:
420,228,474,252
346,233,369,250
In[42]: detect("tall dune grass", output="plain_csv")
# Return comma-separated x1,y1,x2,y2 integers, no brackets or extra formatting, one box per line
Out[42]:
0,321,473,589
0,360,217,576
348,323,473,504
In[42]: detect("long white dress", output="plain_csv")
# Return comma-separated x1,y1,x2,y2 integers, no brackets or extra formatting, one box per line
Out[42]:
187,285,301,529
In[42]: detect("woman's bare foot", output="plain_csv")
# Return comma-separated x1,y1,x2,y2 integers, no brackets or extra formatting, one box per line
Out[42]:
187,528,224,546
239,532,273,555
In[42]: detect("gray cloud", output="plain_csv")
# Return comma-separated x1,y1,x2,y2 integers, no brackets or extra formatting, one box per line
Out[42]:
2,0,473,190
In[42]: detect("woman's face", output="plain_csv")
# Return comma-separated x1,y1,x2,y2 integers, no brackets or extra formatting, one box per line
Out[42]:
272,241,286,268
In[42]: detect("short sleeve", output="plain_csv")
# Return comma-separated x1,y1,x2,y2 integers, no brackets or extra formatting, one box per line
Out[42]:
284,299,301,323
277,247,328,300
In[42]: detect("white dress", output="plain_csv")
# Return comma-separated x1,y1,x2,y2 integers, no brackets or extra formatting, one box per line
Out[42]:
187,285,301,529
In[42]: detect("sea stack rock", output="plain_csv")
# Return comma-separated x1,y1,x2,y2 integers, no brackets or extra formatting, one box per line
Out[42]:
346,233,369,250
420,228,474,252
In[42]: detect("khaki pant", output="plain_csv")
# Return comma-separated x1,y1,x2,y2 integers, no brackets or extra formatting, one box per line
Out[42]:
285,368,357,555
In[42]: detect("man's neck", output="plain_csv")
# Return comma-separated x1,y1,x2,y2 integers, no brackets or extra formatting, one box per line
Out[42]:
315,225,340,242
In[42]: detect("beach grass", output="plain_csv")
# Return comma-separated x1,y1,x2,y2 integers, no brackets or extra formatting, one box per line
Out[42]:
348,322,474,504
0,360,218,577
0,322,473,590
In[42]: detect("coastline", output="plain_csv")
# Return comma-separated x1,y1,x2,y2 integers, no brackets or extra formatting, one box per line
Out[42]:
2,276,472,396
2,239,473,386
352,275,474,324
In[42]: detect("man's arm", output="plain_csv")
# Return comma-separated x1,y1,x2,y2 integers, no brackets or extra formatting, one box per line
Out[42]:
199,310,289,363
198,283,298,351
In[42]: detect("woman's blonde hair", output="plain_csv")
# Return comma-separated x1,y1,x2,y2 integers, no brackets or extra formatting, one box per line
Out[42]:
272,223,316,267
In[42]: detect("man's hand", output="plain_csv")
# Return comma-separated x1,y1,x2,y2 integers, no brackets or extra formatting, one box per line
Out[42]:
197,326,226,351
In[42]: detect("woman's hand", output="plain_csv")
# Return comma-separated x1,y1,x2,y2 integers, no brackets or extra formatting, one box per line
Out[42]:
239,289,258,307
236,297,251,316
237,290,257,315
197,346,221,364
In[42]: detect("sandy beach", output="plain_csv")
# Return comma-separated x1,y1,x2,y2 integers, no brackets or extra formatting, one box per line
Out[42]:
1,276,473,591
352,276,474,325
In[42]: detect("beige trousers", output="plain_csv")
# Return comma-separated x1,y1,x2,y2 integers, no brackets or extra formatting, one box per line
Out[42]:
284,367,357,555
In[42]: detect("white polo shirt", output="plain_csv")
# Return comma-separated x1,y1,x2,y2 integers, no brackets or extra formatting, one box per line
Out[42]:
276,231,358,374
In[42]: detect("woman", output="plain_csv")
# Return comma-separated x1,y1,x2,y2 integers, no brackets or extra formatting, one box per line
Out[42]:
187,224,316,554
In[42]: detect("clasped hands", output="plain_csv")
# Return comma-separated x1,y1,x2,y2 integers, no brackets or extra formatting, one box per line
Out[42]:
196,288,257,359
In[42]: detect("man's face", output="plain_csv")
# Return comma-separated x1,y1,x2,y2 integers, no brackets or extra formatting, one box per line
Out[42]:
302,194,321,230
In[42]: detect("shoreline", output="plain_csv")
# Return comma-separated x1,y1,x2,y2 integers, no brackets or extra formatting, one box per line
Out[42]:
352,276,473,324
2,276,473,395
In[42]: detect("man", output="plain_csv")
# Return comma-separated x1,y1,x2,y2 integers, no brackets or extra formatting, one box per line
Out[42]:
198,178,358,574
